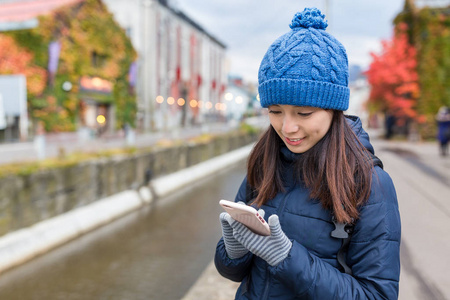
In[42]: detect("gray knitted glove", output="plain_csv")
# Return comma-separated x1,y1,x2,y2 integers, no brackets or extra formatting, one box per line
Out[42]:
220,212,248,259
228,214,292,266
220,203,266,259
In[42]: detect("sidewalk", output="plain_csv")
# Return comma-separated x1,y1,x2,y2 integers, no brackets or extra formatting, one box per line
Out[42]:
182,135,450,300
375,138,450,300
182,262,239,300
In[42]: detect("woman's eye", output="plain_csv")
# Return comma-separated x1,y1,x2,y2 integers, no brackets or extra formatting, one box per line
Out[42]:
298,112,312,117
269,110,281,114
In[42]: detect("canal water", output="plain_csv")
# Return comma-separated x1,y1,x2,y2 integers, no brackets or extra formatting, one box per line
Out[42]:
0,162,246,300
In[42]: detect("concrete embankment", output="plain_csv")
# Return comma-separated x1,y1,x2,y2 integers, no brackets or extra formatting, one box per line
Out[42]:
0,130,260,235
0,144,254,274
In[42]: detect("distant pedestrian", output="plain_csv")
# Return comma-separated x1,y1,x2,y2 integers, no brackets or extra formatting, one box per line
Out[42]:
436,106,450,156
385,113,396,139
214,7,401,299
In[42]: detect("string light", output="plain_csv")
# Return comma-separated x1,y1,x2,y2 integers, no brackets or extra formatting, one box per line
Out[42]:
156,95,164,103
215,103,227,111
224,92,233,101
190,99,198,108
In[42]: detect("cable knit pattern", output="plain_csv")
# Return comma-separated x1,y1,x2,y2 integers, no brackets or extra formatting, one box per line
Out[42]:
323,34,349,85
289,7,328,30
258,7,350,111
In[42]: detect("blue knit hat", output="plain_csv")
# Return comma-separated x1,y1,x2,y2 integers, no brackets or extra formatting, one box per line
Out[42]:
258,7,350,111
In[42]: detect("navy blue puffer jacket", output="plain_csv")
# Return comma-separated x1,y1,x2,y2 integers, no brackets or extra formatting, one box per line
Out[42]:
215,117,401,299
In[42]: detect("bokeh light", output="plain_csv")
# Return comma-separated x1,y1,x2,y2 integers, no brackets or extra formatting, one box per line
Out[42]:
224,92,233,101
190,99,198,108
97,115,106,124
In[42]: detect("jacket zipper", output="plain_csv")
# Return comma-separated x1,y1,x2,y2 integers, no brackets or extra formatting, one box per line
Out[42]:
261,267,271,300
277,187,292,216
261,191,291,300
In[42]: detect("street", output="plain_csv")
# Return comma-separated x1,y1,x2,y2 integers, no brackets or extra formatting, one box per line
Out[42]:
0,121,247,165
1,0,449,298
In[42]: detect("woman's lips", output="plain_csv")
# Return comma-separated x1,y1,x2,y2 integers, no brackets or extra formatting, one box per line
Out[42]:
285,137,304,146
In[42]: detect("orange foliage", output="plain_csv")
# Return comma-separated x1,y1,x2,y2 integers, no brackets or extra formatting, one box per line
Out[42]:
34,95,74,132
0,34,47,96
366,23,420,119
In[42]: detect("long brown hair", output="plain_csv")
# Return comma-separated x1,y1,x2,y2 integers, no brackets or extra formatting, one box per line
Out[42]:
247,111,373,223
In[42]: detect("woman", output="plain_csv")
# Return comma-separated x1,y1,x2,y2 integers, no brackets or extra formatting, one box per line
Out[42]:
214,8,401,299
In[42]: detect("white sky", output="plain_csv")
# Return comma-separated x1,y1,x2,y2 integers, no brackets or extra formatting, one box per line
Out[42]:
173,0,405,83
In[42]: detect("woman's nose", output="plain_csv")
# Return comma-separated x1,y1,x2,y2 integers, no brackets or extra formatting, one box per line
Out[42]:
282,116,299,134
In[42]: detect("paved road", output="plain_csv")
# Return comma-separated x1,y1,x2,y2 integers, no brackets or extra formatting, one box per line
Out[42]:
183,132,450,300
0,117,269,165
0,123,235,165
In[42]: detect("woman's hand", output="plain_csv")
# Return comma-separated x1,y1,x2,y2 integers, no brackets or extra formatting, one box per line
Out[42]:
227,213,292,266
220,203,266,259
220,212,249,259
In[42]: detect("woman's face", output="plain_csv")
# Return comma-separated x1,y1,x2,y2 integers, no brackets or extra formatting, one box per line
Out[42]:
268,105,334,153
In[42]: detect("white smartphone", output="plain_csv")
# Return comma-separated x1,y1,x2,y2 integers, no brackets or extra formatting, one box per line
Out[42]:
219,199,271,236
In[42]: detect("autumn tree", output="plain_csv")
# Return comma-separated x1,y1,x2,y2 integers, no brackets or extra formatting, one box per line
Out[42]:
366,23,420,121
0,34,47,96
3,0,136,132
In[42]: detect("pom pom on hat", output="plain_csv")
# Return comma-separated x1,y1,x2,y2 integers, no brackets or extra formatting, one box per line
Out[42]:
290,7,328,30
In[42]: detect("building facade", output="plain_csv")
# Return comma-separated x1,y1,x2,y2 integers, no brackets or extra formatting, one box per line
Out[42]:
103,0,227,131
0,0,137,136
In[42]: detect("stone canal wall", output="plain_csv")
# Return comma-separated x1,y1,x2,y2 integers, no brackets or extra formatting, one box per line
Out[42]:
0,131,260,237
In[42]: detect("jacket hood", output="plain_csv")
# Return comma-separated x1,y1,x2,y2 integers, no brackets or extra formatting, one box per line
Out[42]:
280,115,375,162
345,115,375,154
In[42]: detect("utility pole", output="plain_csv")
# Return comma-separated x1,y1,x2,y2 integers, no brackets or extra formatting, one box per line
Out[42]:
324,0,331,32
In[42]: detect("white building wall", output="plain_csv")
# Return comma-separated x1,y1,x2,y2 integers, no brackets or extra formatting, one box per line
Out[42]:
180,25,190,83
223,86,250,121
102,0,142,52
103,0,226,131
